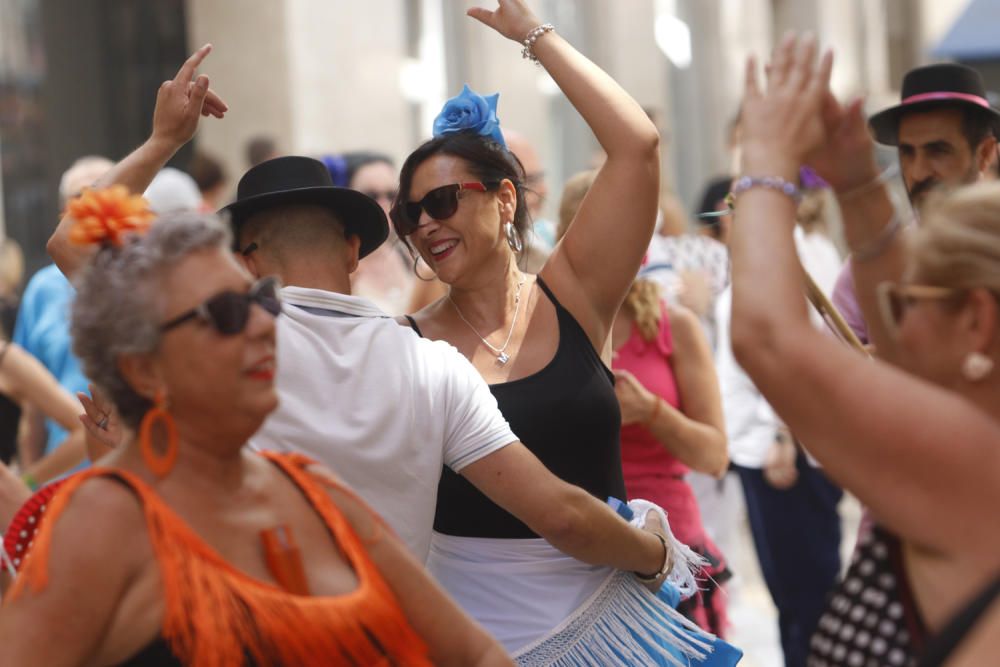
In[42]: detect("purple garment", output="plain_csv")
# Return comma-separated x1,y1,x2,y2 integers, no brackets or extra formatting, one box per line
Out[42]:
832,260,869,345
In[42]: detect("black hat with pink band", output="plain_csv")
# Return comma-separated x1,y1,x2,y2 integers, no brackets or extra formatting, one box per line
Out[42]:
869,63,1000,146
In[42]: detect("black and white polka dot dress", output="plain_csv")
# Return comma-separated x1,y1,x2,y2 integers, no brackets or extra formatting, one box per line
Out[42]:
808,525,927,667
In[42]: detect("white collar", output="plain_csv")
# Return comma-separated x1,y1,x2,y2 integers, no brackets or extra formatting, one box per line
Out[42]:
279,285,389,318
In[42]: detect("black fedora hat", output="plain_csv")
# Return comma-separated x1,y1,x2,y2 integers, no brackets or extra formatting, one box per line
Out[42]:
221,155,388,258
869,63,1000,146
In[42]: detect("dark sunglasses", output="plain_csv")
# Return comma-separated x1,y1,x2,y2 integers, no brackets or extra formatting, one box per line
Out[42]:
392,181,499,236
160,276,283,336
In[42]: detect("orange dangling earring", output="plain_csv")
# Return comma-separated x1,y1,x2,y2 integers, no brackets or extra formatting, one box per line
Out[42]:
140,390,178,477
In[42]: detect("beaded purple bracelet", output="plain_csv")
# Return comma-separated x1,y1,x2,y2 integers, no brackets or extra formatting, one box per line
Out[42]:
732,175,802,203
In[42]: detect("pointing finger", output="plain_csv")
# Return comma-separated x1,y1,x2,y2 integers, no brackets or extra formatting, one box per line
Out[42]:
174,43,212,86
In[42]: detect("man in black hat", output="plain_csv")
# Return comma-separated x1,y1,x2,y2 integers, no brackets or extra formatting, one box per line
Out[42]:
869,62,999,211
48,51,674,578
832,62,1000,345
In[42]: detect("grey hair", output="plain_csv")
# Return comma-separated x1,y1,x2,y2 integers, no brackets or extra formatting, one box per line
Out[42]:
71,212,232,428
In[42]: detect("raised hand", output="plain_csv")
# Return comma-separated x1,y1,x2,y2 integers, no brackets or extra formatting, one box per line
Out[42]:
805,94,881,194
150,44,228,152
467,0,543,43
741,33,833,175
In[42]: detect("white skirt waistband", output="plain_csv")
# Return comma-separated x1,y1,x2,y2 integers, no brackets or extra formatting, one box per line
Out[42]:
428,533,613,652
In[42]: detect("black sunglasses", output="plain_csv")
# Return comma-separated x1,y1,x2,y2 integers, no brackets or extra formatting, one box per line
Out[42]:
160,276,282,336
392,181,500,236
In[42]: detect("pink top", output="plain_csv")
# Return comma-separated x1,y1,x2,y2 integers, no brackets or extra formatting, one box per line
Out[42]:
613,305,705,545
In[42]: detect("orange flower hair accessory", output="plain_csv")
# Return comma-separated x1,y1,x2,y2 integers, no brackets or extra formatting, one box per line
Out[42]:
66,185,156,248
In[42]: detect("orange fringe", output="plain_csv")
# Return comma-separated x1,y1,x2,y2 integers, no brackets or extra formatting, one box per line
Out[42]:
10,452,433,666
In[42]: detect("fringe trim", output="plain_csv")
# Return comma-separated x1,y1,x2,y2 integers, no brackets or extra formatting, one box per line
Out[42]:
513,570,716,666
11,455,434,667
627,498,708,599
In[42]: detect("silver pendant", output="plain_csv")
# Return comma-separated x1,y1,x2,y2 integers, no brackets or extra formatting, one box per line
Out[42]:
496,351,510,366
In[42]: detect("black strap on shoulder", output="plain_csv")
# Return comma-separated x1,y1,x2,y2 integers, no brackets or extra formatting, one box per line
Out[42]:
403,314,423,337
918,574,1000,667
534,275,558,307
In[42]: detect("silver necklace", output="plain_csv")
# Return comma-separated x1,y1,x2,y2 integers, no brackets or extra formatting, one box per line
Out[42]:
449,274,526,366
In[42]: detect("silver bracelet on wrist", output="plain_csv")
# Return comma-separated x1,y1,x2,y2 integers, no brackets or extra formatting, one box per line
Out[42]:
849,211,903,263
634,533,670,582
521,23,555,64
836,165,895,202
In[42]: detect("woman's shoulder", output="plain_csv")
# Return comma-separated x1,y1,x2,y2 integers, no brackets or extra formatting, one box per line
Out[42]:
11,471,152,592
663,303,709,354
52,472,150,546
664,303,698,338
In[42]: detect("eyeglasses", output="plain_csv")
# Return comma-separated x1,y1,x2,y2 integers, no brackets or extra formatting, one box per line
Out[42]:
391,181,499,236
876,281,960,337
160,276,282,336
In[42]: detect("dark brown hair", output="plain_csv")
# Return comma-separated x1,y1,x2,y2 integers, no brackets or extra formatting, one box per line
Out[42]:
391,132,530,253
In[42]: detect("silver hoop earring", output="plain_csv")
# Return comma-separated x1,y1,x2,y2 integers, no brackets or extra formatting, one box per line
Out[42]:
504,221,523,253
412,254,438,282
961,351,994,382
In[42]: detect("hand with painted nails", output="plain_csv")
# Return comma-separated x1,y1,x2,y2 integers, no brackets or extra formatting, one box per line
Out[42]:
150,44,228,152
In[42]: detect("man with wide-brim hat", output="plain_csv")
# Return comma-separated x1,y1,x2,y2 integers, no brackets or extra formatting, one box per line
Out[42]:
830,62,1000,347
869,62,999,210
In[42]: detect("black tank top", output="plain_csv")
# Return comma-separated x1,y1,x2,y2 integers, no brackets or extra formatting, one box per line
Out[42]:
409,277,625,539
118,640,262,666
917,572,1000,667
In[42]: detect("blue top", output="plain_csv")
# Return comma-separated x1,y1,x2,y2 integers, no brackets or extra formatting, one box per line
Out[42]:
13,264,90,454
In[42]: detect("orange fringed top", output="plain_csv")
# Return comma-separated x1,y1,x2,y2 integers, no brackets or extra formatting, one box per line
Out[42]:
9,452,433,666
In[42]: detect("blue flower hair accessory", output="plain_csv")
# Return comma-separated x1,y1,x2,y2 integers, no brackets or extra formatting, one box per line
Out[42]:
320,154,349,187
433,84,506,149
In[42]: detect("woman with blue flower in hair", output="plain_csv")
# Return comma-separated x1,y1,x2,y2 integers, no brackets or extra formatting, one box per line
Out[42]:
392,1,741,665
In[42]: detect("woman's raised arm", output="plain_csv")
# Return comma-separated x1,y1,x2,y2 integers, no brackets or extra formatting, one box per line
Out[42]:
468,1,660,348
730,35,1000,557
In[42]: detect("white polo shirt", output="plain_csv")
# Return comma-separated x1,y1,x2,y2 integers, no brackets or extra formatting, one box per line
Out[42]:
250,286,517,562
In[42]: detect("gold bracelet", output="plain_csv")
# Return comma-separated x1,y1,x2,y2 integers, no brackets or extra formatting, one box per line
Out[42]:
634,533,670,582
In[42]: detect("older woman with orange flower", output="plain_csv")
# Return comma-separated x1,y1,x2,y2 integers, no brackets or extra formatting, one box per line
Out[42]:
0,197,512,665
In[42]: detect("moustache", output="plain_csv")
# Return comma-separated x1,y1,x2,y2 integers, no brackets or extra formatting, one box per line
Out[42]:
908,178,939,200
